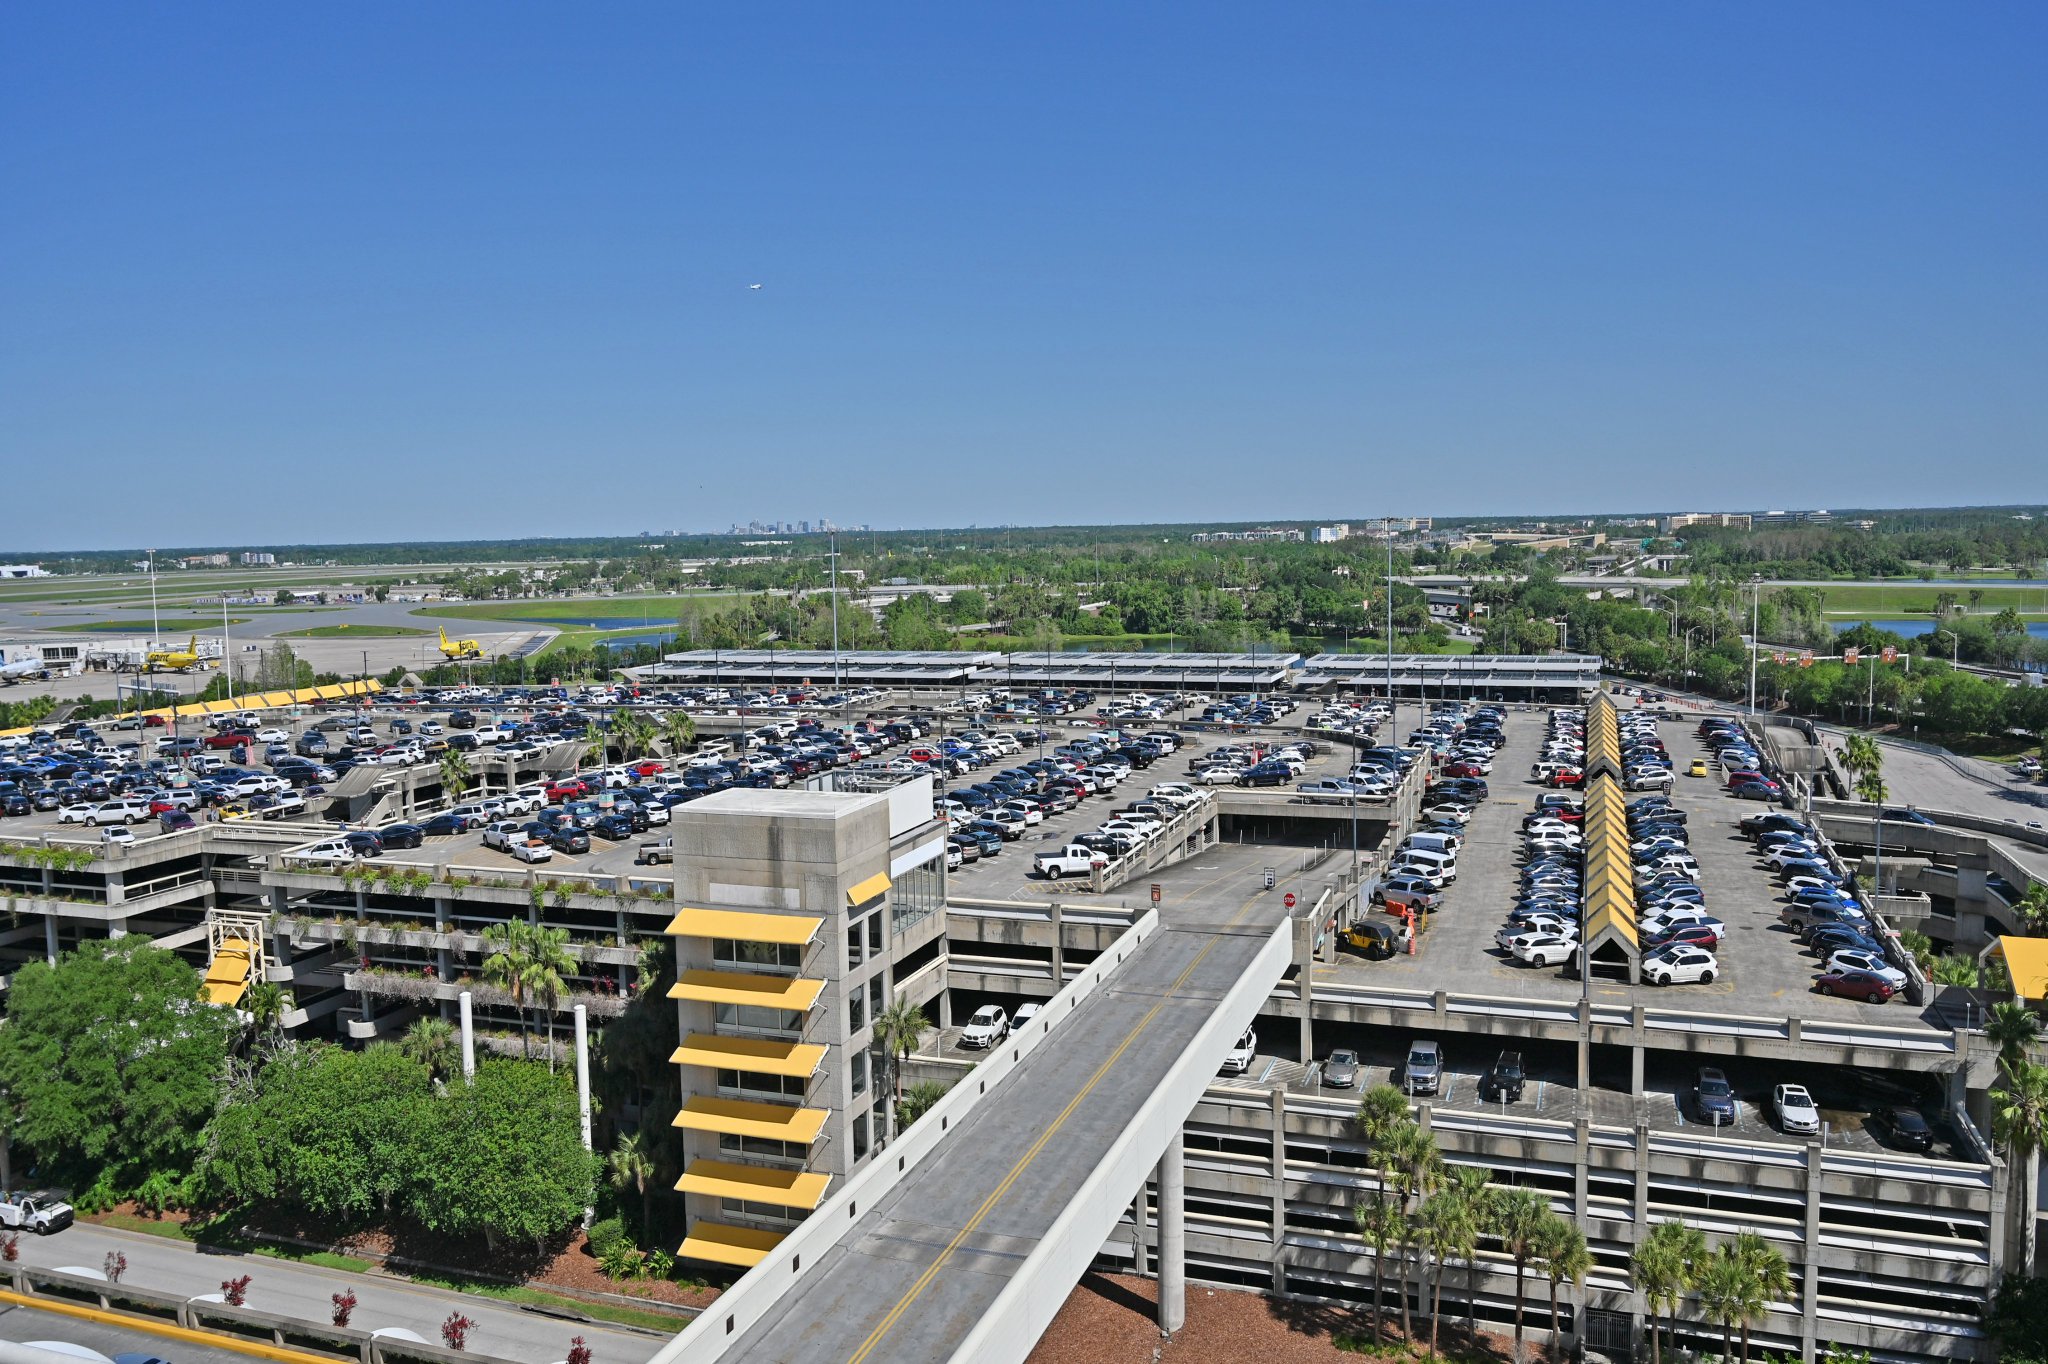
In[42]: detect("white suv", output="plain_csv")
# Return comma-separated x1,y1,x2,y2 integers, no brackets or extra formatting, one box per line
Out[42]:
1219,1027,1257,1075
1643,946,1718,986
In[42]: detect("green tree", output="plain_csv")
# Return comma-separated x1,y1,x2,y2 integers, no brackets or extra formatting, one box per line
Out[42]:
401,1017,461,1085
0,938,235,1185
1987,1001,2043,1072
242,980,286,1046
411,1061,596,1253
1418,1164,1488,1359
523,925,578,1071
659,709,696,757
1695,1244,1749,1364
440,748,473,802
1731,1231,1791,1363
607,1129,656,1241
481,922,538,1059
1489,1187,1549,1364
1387,1122,1441,1342
1352,1084,1413,1333
1533,1213,1591,1352
872,995,928,1138
897,1079,948,1129
1351,1198,1404,1345
1633,1219,1708,1364
1994,1060,2048,1277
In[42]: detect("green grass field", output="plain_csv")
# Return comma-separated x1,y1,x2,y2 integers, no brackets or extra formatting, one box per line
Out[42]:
528,624,682,658
1793,583,2048,616
280,623,430,638
70,617,252,631
413,594,748,625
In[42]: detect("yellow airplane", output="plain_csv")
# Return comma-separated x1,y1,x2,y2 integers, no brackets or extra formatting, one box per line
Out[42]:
144,635,204,672
438,627,484,661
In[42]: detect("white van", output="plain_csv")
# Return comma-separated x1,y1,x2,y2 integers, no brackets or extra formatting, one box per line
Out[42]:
1393,847,1458,882
1403,831,1462,856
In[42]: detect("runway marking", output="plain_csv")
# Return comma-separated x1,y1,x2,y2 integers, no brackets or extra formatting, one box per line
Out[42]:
847,882,1269,1364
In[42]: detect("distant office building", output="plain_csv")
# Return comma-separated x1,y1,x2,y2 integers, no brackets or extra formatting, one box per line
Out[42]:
182,553,230,568
240,552,276,566
0,564,49,578
1312,524,1351,543
1751,509,1832,527
1661,513,1753,533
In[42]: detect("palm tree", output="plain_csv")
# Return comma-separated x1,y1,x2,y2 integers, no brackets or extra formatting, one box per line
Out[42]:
440,748,473,802
1632,1219,1707,1364
1387,1122,1442,1343
481,921,537,1058
524,924,577,1070
1533,1213,1591,1351
1731,1231,1791,1363
607,1129,656,1241
659,709,696,757
401,1016,459,1083
1444,1164,1493,1333
2017,882,2048,936
1839,733,1881,786
242,980,285,1044
872,996,928,1114
1853,768,1888,806
1929,954,1981,989
1695,1245,1747,1364
1993,1060,2048,1276
1352,1085,1414,1332
1987,1001,2043,1072
1418,1171,1484,1360
1490,1188,1549,1363
1351,1199,1404,1344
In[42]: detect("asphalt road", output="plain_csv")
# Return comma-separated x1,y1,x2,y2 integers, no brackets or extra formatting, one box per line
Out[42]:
9,1223,665,1364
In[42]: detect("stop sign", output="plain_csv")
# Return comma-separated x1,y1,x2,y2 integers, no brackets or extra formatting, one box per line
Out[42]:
1283,892,1296,908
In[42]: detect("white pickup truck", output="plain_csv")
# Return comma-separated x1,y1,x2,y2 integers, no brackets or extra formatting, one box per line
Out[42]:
0,1190,75,1234
1033,844,1107,880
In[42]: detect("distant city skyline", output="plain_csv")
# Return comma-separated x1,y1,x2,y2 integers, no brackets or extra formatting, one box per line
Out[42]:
4,5,2043,552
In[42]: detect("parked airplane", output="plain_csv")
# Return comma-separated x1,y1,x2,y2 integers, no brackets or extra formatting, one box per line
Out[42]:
438,627,484,661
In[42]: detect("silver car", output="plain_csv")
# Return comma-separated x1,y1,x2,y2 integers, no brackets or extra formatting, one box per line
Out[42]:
1323,1048,1360,1088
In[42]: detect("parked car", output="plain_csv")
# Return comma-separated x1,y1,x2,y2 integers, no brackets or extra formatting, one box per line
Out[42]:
1815,969,1895,1003
1322,1048,1360,1089
1479,1051,1525,1102
1695,1067,1737,1125
1642,946,1718,986
1773,1083,1821,1135
1220,1026,1258,1075
1403,1039,1442,1095
1878,1106,1935,1153
959,1005,1010,1049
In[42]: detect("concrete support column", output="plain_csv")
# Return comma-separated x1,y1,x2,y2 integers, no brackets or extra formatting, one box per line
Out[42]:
1630,1041,1644,1098
1576,1001,1591,1090
1131,1185,1149,1277
1632,1123,1649,1232
1157,1133,1186,1334
1800,1142,1822,1361
43,916,58,966
459,989,477,1078
1269,1087,1288,1292
574,1004,593,1151
1573,1118,1590,1220
1049,901,1065,985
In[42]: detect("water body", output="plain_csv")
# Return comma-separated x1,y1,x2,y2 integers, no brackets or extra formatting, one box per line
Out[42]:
1831,619,2048,640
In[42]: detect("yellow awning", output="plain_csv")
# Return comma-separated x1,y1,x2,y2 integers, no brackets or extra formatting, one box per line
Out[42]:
665,908,822,946
672,1033,826,1077
675,1159,830,1209
678,1221,785,1269
667,971,824,1011
674,1096,828,1143
1995,936,2048,1003
847,871,891,906
1585,904,1638,947
258,690,298,707
202,945,254,1006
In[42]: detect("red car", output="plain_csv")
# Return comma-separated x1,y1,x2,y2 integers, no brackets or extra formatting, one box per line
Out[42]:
631,760,666,777
1816,970,1895,1003
203,731,247,750
1726,769,1765,789
1441,761,1485,779
545,778,590,802
1544,769,1586,789
1646,924,1721,952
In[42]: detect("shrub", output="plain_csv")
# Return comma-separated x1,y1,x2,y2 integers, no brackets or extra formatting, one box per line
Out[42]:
221,1274,251,1306
103,1251,127,1283
597,1242,643,1281
585,1215,631,1261
1,1232,20,1262
441,1313,477,1350
566,1338,591,1364
332,1289,357,1327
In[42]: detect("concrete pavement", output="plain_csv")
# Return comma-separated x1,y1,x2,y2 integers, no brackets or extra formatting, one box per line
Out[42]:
11,1222,666,1364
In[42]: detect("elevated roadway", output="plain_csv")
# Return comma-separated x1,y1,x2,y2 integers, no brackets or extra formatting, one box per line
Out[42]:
660,844,1298,1364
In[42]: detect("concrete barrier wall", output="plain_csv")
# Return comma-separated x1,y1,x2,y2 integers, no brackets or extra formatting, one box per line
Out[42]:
950,917,1294,1364
655,906,1165,1364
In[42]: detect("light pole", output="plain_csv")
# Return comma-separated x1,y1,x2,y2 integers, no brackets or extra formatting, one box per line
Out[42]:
828,534,842,693
1384,519,1397,745
221,595,234,702
147,549,161,650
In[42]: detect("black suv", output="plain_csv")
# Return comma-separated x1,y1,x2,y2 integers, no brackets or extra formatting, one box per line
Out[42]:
1479,1051,1525,1103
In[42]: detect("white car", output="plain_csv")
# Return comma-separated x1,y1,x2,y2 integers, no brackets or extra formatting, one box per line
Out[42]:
506,838,553,864
1219,1026,1257,1075
1826,950,1907,989
999,800,1044,826
1643,946,1718,986
1512,933,1577,967
959,1006,1009,1049
1640,909,1723,939
1195,766,1243,785
1773,1083,1821,1135
252,727,289,744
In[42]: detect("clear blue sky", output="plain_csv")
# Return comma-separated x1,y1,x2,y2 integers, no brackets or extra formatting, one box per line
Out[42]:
4,4,2043,551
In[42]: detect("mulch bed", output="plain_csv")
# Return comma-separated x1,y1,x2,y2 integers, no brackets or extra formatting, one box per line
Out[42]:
1028,1272,1563,1364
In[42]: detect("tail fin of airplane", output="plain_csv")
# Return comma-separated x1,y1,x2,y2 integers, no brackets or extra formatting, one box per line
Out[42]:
440,627,451,647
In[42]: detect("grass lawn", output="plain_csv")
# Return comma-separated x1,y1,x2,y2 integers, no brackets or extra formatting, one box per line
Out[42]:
413,594,748,626
529,624,682,658
280,624,430,638
70,617,251,631
1803,583,2048,615
409,1275,695,1331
